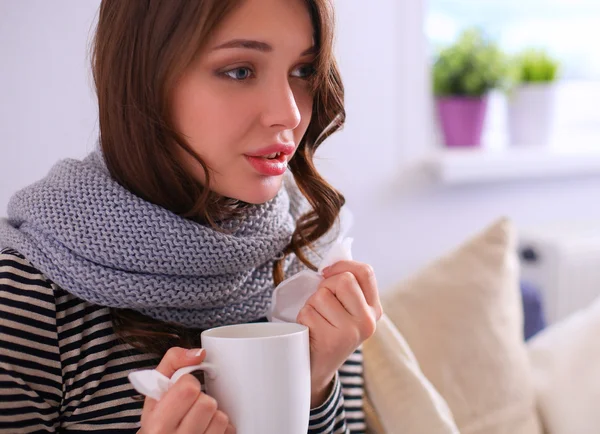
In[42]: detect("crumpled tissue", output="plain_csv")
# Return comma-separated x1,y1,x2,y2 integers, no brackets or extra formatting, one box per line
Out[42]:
267,207,354,323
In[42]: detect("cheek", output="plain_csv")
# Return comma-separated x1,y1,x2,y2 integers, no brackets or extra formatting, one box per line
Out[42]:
295,90,314,139
173,86,223,143
171,78,252,162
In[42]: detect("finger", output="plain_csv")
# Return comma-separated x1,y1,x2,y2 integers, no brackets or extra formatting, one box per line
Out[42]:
324,273,377,339
177,391,219,433
142,347,205,414
155,347,206,378
297,303,334,330
145,374,202,432
321,272,369,317
322,261,380,309
203,409,231,434
306,286,352,328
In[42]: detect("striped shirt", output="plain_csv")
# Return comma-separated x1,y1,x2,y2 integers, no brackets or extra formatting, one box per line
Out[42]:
0,249,366,433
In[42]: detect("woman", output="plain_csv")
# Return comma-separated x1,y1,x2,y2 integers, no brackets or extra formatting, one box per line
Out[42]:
0,0,382,432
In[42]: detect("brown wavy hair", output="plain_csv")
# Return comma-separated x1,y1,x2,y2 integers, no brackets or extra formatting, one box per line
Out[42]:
91,0,345,356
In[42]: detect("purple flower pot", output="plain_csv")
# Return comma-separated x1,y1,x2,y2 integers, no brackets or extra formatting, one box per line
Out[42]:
436,96,488,148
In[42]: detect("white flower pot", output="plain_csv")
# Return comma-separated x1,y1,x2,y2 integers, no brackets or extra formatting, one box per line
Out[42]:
508,83,556,146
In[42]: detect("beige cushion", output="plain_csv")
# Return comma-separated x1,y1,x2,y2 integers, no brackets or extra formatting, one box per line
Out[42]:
363,314,459,433
528,295,600,434
381,218,541,434
363,394,387,434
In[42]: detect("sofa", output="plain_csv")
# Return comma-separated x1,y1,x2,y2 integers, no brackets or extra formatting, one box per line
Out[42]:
361,218,600,434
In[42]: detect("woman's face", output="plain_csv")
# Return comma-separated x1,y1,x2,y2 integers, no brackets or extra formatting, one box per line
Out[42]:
171,0,316,204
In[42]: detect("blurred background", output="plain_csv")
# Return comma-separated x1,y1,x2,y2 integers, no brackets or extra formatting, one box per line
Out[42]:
2,0,600,329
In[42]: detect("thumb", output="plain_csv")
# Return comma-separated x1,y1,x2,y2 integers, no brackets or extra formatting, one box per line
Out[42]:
155,346,206,378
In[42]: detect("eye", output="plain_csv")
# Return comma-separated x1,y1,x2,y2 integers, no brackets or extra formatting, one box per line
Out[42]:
222,67,254,81
291,64,316,79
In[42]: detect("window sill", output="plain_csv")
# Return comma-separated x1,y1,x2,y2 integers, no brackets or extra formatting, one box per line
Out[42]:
421,146,600,185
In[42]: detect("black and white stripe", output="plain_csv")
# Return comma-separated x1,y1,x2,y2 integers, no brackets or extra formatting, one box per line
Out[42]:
0,249,365,433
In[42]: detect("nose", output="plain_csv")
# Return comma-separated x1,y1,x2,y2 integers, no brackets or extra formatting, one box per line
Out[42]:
260,79,302,131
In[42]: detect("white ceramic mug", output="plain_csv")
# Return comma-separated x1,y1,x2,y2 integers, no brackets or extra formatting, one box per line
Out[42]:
171,322,311,434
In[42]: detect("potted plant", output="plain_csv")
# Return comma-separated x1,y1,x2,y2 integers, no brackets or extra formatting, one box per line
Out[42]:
507,48,560,146
432,28,506,148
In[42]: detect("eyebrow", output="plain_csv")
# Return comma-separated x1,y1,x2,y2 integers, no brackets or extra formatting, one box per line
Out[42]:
212,39,316,56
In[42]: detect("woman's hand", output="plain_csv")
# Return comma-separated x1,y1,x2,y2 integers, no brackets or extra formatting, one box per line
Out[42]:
138,347,235,434
296,260,383,407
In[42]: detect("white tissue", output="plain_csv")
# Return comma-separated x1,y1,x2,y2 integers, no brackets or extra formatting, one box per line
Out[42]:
128,369,171,401
128,364,211,402
268,208,354,323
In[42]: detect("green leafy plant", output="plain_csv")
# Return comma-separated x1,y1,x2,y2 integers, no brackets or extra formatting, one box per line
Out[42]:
432,28,507,97
510,48,560,84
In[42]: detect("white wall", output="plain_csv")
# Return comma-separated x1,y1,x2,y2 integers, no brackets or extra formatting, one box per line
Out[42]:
317,0,600,290
2,0,600,292
0,0,99,209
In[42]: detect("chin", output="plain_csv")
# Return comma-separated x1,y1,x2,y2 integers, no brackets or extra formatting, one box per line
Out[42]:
229,176,284,205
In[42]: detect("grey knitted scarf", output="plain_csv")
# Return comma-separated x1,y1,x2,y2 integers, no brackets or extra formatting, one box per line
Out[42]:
0,151,318,329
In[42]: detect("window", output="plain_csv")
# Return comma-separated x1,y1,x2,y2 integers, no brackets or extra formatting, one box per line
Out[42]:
426,0,600,147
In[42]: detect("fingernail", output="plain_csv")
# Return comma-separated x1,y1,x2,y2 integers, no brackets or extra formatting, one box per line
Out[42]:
322,266,331,275
186,348,204,358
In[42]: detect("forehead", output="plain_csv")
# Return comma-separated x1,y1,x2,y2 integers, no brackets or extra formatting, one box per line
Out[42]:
209,0,315,50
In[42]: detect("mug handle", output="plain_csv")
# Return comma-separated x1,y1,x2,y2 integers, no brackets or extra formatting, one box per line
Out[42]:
170,362,218,385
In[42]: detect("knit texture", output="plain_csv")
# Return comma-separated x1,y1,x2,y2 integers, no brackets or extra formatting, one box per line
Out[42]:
0,151,321,329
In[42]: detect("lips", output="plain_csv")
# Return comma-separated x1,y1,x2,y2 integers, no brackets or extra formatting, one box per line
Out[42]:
244,144,295,176
245,143,295,158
